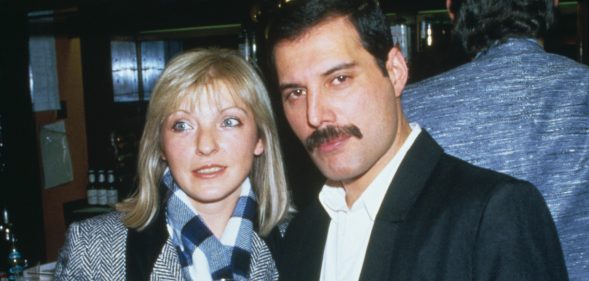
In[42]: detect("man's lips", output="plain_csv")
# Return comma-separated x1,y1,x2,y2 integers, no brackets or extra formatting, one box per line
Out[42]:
316,135,350,153
193,164,226,178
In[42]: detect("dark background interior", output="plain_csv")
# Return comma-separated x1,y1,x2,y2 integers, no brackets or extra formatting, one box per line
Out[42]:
1,0,586,267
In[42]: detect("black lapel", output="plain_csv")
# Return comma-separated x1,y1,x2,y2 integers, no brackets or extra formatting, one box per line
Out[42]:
126,186,170,281
359,130,443,281
281,202,330,281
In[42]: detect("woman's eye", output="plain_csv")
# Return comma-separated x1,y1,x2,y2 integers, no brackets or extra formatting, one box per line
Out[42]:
172,121,192,132
222,117,241,128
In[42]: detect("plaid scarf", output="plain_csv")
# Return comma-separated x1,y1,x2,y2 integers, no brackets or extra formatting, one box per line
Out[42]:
162,169,257,281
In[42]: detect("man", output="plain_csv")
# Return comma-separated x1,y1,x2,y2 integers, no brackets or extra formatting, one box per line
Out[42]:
266,0,568,280
403,1,589,280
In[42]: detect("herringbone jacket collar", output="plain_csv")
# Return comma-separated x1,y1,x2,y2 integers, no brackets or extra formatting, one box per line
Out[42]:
55,210,278,280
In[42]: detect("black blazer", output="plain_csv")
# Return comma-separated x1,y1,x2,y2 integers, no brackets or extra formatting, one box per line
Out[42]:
277,131,568,281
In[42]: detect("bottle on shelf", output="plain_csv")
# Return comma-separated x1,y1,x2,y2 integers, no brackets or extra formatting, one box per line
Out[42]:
106,170,118,205
97,170,108,206
86,170,98,205
0,207,11,278
2,208,12,245
6,234,24,281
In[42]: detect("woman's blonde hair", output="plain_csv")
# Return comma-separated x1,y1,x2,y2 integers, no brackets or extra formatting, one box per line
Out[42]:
117,48,289,236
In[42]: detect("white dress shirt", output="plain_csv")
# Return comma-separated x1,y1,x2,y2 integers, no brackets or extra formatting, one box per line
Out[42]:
319,123,422,281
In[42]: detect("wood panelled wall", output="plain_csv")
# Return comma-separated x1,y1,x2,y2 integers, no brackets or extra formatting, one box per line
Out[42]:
35,38,88,261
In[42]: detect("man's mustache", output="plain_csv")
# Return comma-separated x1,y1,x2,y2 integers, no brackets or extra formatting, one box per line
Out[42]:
305,125,363,152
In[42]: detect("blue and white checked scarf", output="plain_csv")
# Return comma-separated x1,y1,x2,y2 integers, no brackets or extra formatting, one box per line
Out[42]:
162,169,257,281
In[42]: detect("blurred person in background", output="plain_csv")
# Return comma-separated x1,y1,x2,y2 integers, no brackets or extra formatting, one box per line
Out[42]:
403,0,589,280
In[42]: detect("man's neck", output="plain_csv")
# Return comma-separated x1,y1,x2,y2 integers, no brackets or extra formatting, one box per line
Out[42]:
342,121,412,207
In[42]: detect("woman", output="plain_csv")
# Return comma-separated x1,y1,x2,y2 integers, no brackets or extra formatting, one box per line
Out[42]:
55,48,290,280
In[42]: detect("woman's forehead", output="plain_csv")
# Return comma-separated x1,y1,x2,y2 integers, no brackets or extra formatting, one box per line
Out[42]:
175,84,249,112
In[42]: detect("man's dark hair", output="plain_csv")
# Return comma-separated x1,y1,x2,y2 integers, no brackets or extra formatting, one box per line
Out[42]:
266,0,393,76
450,0,554,55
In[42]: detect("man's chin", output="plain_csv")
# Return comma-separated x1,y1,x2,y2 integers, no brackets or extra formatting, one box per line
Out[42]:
315,163,359,184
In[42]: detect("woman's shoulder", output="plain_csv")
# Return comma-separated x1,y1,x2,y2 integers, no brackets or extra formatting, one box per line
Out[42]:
66,211,126,240
55,212,128,280
71,211,123,228
249,214,295,280
250,232,279,280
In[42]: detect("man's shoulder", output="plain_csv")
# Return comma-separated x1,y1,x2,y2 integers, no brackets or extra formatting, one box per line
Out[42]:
404,63,472,93
430,153,541,205
437,153,531,186
529,49,589,85
406,43,589,94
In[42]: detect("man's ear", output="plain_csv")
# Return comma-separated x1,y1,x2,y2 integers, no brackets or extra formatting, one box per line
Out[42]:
446,0,456,21
386,47,408,97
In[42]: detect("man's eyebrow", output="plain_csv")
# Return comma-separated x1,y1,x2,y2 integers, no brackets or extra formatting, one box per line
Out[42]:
278,62,356,92
278,83,302,92
322,62,356,77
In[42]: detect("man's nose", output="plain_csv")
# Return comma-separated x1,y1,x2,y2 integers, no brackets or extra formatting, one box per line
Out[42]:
306,89,335,128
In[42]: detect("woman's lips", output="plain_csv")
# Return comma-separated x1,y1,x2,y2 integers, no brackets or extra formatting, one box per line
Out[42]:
193,164,226,178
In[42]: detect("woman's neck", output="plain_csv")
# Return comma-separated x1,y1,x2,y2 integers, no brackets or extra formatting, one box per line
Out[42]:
192,193,240,238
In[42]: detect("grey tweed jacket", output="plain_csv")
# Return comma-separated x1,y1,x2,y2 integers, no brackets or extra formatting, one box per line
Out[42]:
54,211,279,280
403,38,589,281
